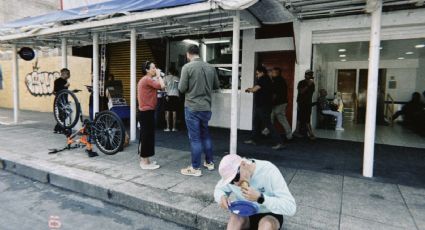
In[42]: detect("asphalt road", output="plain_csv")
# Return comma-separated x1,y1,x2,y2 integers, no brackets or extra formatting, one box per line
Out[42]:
0,170,190,230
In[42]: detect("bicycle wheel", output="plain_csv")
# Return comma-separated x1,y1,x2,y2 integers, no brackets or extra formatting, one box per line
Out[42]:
93,110,125,155
53,89,81,129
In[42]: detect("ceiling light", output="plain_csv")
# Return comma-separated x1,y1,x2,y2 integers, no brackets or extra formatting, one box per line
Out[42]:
339,54,346,57
405,52,414,55
338,49,346,52
398,57,405,60
415,44,425,48
204,40,230,44
183,39,199,46
341,59,346,62
379,47,383,50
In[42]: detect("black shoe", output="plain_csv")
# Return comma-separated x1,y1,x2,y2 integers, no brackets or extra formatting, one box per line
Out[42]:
86,149,99,157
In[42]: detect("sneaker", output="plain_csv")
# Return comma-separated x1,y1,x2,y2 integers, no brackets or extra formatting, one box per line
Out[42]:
261,128,270,136
336,127,345,131
181,166,202,177
308,135,317,140
86,149,99,157
244,140,256,145
203,161,215,171
140,162,160,170
272,144,285,150
164,128,171,132
172,128,178,132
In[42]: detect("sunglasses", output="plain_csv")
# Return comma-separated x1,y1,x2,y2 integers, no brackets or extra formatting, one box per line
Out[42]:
231,167,241,184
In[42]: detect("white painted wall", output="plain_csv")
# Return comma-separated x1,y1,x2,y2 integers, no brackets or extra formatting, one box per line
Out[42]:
324,59,419,102
416,57,425,94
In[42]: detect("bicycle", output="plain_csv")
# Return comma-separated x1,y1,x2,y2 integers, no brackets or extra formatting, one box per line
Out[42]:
49,89,126,156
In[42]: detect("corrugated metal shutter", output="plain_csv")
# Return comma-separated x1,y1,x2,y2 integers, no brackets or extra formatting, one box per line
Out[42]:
107,40,156,103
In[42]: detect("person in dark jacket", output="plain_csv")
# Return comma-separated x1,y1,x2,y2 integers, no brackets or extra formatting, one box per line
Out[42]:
53,68,70,134
244,65,284,150
293,70,316,140
270,67,293,140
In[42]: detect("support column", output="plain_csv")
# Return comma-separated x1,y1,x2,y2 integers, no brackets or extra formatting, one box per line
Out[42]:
230,11,240,155
130,29,137,141
61,38,67,68
92,33,99,116
363,0,382,178
12,44,19,123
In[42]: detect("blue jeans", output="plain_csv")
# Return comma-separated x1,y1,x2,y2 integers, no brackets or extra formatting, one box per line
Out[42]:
184,107,213,169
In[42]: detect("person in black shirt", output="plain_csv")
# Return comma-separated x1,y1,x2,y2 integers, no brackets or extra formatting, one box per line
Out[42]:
294,69,316,140
53,68,70,134
244,66,284,150
270,67,293,140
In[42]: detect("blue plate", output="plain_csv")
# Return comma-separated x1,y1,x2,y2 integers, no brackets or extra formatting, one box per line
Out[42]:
229,200,259,217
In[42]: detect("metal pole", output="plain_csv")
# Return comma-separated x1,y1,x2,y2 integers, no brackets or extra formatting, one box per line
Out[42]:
130,29,137,141
61,38,67,68
230,11,240,155
92,33,99,116
363,0,382,178
12,44,19,123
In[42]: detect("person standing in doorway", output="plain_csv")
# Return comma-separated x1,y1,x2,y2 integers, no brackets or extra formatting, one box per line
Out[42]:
244,65,284,150
179,45,220,177
138,61,165,170
163,67,180,132
53,68,71,134
271,67,293,141
294,69,316,140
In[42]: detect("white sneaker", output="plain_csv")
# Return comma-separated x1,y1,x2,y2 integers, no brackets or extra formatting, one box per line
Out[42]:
164,128,171,132
140,162,160,170
203,161,215,171
180,166,202,177
172,128,178,132
336,127,345,131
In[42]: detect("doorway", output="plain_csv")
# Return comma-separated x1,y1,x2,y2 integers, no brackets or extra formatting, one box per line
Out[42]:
257,51,295,127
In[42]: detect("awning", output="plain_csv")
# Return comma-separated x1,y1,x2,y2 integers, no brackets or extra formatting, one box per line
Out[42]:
0,0,296,47
1,0,207,29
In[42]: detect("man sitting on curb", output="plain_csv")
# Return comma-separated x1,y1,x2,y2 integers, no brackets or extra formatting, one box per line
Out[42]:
214,154,296,230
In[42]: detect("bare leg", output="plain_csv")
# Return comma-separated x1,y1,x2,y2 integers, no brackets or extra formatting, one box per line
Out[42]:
258,215,281,230
306,123,316,140
227,214,249,230
172,111,177,130
165,111,170,130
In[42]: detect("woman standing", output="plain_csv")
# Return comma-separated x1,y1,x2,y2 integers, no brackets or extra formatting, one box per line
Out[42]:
138,61,165,170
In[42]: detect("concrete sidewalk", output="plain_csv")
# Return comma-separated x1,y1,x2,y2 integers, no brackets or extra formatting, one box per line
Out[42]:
0,109,424,229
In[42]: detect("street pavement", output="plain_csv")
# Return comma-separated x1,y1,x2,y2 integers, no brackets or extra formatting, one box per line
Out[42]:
0,170,189,230
0,108,425,229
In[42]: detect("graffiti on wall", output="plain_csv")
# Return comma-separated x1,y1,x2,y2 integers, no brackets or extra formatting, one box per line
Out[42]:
25,71,60,96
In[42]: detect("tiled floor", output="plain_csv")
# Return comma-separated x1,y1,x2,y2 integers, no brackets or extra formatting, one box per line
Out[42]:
314,121,425,149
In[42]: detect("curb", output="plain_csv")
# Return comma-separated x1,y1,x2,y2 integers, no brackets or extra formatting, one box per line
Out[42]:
0,153,227,230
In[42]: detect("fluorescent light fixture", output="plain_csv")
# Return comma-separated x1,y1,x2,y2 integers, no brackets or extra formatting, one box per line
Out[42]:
339,54,346,57
405,51,414,55
183,39,199,46
204,40,230,44
341,59,346,62
379,47,383,50
218,67,232,72
338,49,346,52
397,57,405,60
415,44,425,48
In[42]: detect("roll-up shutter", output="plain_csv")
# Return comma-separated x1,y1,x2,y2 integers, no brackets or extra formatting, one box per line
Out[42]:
107,40,156,104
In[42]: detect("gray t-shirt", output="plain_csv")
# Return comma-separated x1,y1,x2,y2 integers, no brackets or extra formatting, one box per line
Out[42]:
164,74,180,97
178,58,220,111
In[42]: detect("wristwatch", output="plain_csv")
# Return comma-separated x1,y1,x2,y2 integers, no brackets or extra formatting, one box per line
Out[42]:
257,193,265,204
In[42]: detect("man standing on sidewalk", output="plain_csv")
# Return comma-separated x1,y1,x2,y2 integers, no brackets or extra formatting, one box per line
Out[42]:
271,67,293,141
178,45,220,177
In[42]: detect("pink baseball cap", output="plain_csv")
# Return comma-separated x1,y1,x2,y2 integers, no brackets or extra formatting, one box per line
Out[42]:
217,154,242,187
